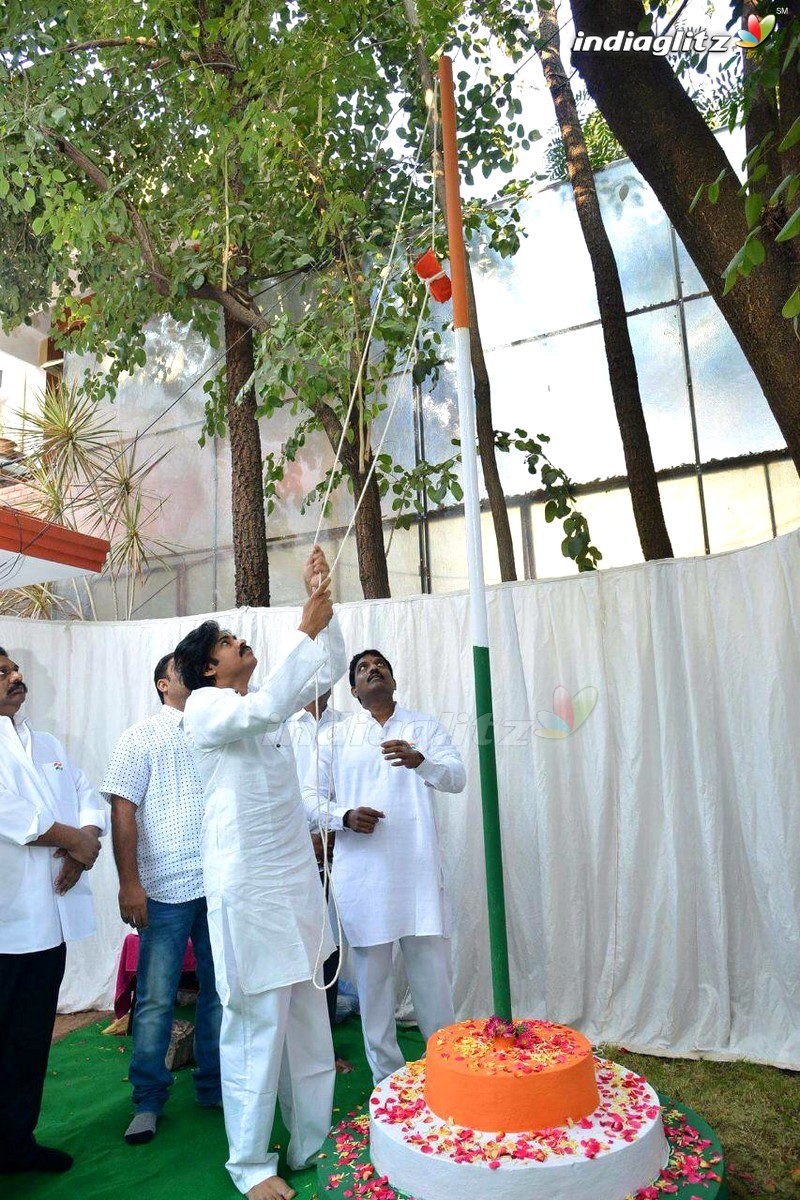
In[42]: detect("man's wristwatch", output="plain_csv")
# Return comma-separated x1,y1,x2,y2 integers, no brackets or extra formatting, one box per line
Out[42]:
343,810,352,829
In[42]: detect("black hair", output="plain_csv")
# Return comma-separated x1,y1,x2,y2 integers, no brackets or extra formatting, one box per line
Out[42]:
153,653,173,704
173,621,221,692
348,648,393,689
0,647,7,658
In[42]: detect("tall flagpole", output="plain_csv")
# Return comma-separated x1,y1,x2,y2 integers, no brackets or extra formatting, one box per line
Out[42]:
439,55,512,1023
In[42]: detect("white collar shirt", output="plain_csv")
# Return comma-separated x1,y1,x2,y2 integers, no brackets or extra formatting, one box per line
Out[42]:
301,704,466,947
0,712,108,954
101,705,205,903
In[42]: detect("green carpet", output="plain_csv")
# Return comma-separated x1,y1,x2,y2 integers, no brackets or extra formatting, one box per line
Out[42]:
6,1013,425,1200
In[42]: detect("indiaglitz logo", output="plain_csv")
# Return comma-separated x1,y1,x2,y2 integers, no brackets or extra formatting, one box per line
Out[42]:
574,14,778,57
738,13,777,48
534,686,598,740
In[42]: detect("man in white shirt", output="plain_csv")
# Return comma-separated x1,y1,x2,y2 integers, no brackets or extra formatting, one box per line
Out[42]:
0,647,107,1176
303,648,465,1084
102,652,222,1145
175,546,346,1200
286,691,352,1074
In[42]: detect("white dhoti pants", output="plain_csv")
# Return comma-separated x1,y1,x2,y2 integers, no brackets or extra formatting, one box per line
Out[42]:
218,977,335,1193
350,934,455,1084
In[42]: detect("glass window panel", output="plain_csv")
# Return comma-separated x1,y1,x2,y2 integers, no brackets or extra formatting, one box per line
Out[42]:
181,556,215,618
67,315,217,440
385,522,423,598
627,307,695,470
120,564,179,621
684,296,784,460
420,365,470,502
675,234,707,297
768,459,800,537
468,185,599,348
263,536,320,606
428,509,519,592
658,475,706,558
703,465,773,553
485,328,626,485
577,487,643,569
596,162,677,310
134,432,215,552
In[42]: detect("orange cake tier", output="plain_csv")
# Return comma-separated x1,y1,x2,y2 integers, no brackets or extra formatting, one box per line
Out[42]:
424,1018,599,1133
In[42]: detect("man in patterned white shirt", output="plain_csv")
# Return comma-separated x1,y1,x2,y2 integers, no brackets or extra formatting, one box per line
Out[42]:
102,653,222,1145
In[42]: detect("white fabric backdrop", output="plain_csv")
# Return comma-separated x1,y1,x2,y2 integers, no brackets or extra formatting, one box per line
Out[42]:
1,531,798,1068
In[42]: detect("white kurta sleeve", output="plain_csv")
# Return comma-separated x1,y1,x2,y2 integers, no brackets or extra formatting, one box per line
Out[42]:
73,765,109,834
301,724,348,832
0,782,54,845
415,720,467,793
188,630,330,749
292,614,347,712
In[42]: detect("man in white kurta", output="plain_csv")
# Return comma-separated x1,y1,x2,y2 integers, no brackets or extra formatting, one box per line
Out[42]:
302,648,465,1083
0,647,107,1176
175,551,346,1200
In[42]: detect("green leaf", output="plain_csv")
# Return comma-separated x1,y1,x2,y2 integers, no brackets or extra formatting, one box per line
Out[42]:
708,180,721,204
745,192,762,229
776,207,800,243
22,188,36,211
778,116,800,154
782,287,800,319
745,236,765,265
51,106,68,126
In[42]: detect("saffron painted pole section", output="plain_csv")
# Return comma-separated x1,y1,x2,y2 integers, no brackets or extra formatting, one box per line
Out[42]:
439,54,512,1022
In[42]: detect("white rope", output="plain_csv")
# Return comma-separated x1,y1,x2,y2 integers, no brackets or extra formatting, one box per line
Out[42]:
307,101,438,995
312,103,433,547
309,292,430,992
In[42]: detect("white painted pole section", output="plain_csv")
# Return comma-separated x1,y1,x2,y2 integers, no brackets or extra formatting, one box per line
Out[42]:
454,325,490,649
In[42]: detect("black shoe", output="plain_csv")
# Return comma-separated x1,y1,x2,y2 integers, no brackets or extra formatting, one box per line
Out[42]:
0,1146,74,1174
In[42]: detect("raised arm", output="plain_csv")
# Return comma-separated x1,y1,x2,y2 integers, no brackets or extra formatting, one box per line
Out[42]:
188,631,331,749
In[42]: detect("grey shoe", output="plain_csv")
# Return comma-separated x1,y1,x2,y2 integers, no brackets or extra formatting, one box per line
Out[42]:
124,1112,158,1145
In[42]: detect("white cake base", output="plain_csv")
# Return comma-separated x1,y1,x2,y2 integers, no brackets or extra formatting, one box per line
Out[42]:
369,1057,669,1200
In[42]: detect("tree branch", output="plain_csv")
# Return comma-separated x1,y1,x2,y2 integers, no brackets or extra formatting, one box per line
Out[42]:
40,125,270,329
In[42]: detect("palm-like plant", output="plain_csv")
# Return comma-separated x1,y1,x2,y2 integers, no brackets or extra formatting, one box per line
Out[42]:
4,382,174,620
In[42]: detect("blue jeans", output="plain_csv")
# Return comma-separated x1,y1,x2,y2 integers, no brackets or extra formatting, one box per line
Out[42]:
129,897,222,1115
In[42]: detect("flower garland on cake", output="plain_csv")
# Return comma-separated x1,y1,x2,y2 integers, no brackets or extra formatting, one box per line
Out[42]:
317,1080,725,1200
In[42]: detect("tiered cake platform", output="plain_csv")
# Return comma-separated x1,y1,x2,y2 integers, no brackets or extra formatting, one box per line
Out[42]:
316,1019,728,1200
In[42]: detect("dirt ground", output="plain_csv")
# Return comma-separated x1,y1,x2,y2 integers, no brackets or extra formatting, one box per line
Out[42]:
52,1011,112,1042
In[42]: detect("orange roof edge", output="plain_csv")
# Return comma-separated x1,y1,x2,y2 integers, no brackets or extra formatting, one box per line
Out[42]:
0,507,110,574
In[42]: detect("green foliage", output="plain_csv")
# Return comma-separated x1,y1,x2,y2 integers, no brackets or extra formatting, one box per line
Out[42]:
545,92,625,182
687,10,800,323
0,0,544,537
495,428,603,571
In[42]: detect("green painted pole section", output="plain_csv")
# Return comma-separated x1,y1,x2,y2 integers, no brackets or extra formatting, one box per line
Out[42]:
473,644,512,1022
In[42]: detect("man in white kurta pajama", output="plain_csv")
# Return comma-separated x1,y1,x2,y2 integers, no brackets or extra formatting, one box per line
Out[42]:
0,648,107,1175
175,550,346,1200
303,649,465,1084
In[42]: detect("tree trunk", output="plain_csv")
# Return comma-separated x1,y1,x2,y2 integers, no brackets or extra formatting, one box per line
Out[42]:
311,396,391,598
568,0,800,469
537,2,673,560
403,0,518,581
224,312,270,607
353,469,392,598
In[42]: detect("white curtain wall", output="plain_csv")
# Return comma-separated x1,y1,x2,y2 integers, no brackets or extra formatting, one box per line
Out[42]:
1,531,798,1069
